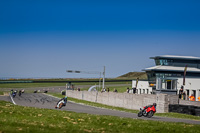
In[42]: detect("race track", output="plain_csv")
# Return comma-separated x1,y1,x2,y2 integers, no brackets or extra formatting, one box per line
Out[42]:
4,93,200,125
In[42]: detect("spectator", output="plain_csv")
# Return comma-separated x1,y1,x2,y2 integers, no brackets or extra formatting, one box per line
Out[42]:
78,88,80,91
198,96,200,101
107,88,110,92
183,91,186,100
179,86,183,99
127,87,129,93
189,94,195,101
133,87,136,94
113,88,118,93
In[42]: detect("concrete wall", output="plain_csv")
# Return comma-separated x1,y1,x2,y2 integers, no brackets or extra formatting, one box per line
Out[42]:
179,99,200,106
66,90,169,113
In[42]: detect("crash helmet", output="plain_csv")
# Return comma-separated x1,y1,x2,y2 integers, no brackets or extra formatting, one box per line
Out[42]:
153,103,157,106
65,96,68,99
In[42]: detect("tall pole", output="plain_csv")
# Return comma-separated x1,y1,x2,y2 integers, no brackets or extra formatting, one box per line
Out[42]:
99,72,101,91
102,66,105,89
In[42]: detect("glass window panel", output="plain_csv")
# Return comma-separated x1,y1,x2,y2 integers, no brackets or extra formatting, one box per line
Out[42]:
166,80,171,90
172,80,177,90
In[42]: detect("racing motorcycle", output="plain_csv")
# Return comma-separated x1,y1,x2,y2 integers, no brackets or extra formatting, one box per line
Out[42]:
12,92,16,98
138,103,156,118
55,100,66,109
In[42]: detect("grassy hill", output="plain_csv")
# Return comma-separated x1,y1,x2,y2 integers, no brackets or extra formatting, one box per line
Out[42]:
117,72,147,80
1,101,200,133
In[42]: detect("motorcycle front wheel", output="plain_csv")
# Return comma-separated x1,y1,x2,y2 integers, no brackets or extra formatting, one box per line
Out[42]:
59,103,63,109
147,111,153,118
138,111,143,117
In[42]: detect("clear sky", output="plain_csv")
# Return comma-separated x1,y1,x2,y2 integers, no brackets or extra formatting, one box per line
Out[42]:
0,0,200,79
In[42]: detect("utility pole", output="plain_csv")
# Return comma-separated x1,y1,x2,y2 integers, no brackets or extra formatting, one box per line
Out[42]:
102,66,105,89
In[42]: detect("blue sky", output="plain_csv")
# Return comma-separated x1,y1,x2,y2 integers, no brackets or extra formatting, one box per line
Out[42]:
0,0,200,78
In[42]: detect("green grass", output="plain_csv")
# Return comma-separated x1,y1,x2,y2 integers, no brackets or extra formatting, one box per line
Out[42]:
49,93,200,121
0,83,66,88
0,81,131,89
0,91,3,95
0,101,200,133
79,85,131,93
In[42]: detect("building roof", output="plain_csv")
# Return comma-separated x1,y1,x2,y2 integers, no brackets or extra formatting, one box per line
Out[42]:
143,65,200,73
150,55,200,60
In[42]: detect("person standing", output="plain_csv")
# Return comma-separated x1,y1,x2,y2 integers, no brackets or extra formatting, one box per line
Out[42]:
133,87,136,94
189,94,195,101
183,91,186,100
198,96,200,101
179,86,183,99
127,87,129,93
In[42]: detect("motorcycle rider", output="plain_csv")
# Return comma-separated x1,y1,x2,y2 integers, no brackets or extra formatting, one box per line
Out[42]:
12,90,17,98
19,90,22,96
10,89,13,95
144,103,157,110
55,96,68,109
138,103,157,118
153,103,157,109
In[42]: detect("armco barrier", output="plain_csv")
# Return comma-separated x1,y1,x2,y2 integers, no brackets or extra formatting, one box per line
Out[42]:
169,104,200,116
66,90,169,113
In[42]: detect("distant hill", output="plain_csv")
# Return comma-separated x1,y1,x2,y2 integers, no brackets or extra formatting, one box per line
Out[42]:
117,72,147,80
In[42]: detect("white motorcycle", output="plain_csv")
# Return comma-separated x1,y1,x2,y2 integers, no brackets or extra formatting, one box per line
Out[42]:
55,100,66,109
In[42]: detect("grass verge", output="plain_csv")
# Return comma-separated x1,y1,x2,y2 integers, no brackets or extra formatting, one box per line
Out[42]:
0,101,200,133
0,91,3,95
49,93,200,121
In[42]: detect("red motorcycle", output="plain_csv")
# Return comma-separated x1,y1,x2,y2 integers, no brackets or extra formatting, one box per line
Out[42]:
138,103,156,118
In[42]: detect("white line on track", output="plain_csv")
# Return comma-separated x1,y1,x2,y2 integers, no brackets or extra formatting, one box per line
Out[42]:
9,93,16,105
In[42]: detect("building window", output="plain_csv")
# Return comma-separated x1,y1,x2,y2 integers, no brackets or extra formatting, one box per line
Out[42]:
156,78,177,90
155,59,173,66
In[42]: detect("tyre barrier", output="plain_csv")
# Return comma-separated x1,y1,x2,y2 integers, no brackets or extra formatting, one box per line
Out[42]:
61,91,66,95
169,104,200,116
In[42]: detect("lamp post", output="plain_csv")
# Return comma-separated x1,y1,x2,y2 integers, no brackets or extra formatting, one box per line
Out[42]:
66,66,105,91
102,66,105,89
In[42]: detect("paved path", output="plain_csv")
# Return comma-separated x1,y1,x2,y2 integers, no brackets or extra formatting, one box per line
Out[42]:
1,93,200,125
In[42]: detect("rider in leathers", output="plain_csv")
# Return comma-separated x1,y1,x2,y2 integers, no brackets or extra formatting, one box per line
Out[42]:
55,96,67,108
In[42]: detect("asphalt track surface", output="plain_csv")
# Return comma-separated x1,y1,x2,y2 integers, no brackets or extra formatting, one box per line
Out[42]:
1,93,200,125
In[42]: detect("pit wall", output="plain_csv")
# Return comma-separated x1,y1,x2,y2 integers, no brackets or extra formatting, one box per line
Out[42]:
179,99,200,106
168,95,200,106
66,90,169,113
